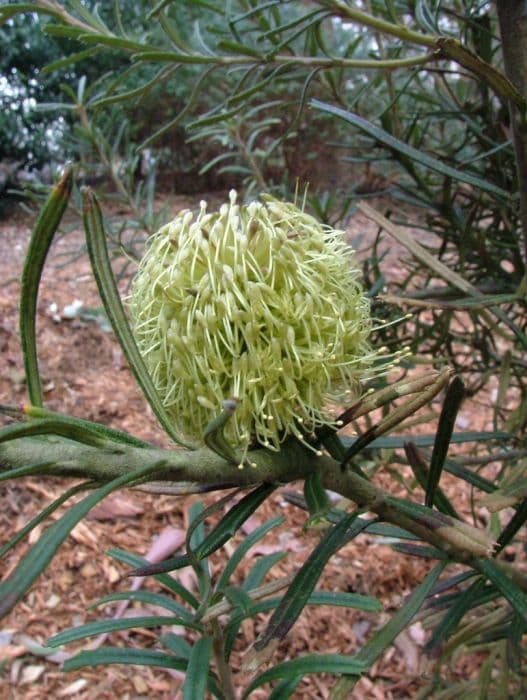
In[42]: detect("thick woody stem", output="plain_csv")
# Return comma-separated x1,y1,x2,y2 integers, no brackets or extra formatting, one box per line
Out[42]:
0,436,489,565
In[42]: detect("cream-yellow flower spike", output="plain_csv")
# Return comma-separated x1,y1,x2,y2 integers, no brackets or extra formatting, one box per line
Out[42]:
130,190,377,453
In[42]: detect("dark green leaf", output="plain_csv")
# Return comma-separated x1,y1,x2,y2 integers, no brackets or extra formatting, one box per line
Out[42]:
311,101,509,200
0,481,94,558
49,616,202,647
20,166,73,406
426,578,487,654
253,511,369,651
81,188,194,448
0,461,167,620
107,549,200,609
476,559,527,622
303,470,331,524
90,590,192,619
243,552,287,590
130,484,276,577
426,377,464,508
243,654,366,698
215,516,284,591
182,636,213,700
161,633,191,658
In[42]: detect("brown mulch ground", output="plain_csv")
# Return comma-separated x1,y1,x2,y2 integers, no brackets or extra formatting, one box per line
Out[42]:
0,195,515,699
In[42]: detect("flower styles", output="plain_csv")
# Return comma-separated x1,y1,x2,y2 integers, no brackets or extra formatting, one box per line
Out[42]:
130,190,376,454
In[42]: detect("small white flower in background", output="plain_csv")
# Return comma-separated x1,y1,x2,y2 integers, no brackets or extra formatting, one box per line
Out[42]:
131,190,379,454
62,299,83,319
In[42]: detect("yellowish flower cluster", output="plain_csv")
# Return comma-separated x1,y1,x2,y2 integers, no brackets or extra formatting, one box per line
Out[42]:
130,191,376,453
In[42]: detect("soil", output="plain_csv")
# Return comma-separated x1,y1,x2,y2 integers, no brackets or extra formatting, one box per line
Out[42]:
0,194,516,699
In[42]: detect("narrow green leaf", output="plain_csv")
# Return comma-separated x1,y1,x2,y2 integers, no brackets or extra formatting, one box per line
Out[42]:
183,636,213,700
81,187,193,448
0,481,94,558
311,100,509,200
63,648,225,698
161,633,191,658
64,647,187,672
331,563,446,697
243,654,367,698
476,559,527,622
308,591,382,613
0,461,167,620
497,498,527,552
0,419,110,449
426,377,464,508
21,405,151,448
404,442,458,518
358,562,445,666
133,50,214,64
243,552,287,590
217,39,262,57
90,590,192,619
443,456,496,493
130,484,276,577
42,47,101,73
267,676,301,700
215,516,284,591
20,165,73,406
253,511,369,651
43,23,88,40
303,470,331,524
79,33,153,52
49,615,202,647
222,586,254,614
107,548,200,609
425,578,487,654
0,459,56,482
391,543,448,559
340,430,510,451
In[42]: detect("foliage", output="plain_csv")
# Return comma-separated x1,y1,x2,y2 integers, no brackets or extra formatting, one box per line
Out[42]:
1,1,527,697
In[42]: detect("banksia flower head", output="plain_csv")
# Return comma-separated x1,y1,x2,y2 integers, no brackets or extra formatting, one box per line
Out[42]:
130,190,377,455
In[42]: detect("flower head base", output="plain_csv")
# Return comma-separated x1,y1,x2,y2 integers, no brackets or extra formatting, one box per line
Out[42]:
130,190,376,453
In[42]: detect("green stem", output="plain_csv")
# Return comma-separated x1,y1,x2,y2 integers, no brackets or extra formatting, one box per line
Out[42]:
137,51,437,71
320,0,437,47
211,621,237,700
0,436,490,566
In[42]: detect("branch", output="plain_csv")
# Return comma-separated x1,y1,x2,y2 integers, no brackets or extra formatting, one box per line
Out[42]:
0,435,499,568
